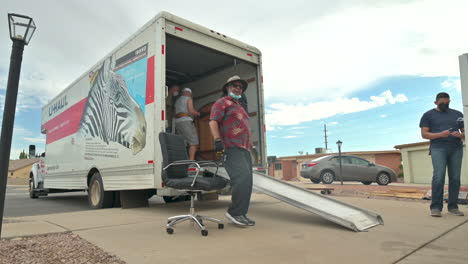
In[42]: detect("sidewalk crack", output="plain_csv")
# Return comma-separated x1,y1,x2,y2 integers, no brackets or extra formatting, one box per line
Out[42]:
44,220,71,232
393,218,468,263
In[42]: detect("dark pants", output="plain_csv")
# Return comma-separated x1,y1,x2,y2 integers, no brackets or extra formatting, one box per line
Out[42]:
224,147,253,216
430,146,463,211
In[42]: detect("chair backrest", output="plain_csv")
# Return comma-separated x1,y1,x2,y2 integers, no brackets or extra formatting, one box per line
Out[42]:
159,132,189,180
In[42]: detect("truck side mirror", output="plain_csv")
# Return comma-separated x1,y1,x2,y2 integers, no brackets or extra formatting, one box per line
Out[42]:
29,145,36,159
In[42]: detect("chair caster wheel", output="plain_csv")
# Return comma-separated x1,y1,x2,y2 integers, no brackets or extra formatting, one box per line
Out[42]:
201,230,208,236
166,228,174,234
218,224,224,229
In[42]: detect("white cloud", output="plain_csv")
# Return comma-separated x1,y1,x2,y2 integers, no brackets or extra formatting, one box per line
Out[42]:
266,90,407,126
282,135,297,139
23,137,46,144
13,125,32,136
441,79,461,92
292,131,305,135
327,122,338,126
380,114,388,118
2,0,465,107
288,126,308,130
262,0,468,100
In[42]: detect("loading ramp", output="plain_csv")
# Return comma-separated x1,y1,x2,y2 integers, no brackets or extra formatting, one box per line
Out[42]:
211,168,384,232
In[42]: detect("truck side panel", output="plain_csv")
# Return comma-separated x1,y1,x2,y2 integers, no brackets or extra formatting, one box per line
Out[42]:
42,23,158,190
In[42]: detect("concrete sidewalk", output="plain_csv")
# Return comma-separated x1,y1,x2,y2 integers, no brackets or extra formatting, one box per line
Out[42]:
2,194,468,264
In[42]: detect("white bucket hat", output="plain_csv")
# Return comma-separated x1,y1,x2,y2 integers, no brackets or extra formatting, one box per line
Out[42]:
182,88,192,94
222,76,248,95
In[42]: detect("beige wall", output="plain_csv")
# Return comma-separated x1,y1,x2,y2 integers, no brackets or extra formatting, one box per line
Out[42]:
9,166,32,179
400,144,467,185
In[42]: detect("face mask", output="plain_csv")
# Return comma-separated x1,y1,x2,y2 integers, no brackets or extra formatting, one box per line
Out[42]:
229,92,241,100
173,91,179,96
438,103,449,112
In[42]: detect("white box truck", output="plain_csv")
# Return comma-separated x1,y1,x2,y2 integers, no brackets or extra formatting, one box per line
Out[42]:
29,12,266,208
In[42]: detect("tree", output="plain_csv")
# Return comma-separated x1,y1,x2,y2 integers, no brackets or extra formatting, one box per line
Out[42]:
19,149,27,159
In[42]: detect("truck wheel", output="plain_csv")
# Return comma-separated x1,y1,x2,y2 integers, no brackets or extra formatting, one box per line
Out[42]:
29,178,38,199
88,172,114,209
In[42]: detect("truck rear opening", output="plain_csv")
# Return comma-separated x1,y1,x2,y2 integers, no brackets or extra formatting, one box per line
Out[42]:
165,35,265,166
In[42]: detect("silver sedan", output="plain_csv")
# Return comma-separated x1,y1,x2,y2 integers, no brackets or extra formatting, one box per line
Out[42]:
300,155,397,185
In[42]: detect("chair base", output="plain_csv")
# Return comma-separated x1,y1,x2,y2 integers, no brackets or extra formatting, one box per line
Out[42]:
165,193,224,236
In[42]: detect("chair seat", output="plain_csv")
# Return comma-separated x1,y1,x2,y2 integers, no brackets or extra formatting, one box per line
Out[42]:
165,176,227,191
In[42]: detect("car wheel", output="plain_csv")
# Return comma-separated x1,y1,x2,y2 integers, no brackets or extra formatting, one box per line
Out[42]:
361,181,372,185
320,170,335,184
376,172,390,186
29,178,38,199
310,179,321,184
88,172,114,209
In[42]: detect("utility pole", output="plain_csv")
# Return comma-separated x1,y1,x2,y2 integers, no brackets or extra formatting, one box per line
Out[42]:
324,124,328,151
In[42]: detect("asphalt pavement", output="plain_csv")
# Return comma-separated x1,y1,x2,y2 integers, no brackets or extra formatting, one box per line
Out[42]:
4,185,90,217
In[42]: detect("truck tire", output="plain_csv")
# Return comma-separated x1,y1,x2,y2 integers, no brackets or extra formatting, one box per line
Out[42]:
88,172,114,209
29,178,38,199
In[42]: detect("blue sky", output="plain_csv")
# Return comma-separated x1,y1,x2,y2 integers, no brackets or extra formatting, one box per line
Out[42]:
1,0,468,159
266,76,463,156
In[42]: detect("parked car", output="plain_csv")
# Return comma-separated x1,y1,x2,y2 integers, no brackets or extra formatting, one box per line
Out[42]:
300,155,397,185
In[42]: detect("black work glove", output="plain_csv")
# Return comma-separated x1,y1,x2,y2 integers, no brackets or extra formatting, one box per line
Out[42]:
214,139,224,154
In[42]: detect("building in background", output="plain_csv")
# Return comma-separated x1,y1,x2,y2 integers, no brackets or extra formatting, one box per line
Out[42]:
8,158,40,179
395,141,467,185
268,151,401,181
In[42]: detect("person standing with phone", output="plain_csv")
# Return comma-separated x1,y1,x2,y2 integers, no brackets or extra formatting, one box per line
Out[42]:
420,92,465,217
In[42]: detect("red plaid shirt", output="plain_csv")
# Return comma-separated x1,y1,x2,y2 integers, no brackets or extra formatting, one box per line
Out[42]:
210,96,252,150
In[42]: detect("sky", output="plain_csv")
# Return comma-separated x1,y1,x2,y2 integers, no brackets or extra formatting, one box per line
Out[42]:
1,0,467,159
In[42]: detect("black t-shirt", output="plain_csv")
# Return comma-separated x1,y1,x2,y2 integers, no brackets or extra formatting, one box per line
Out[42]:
419,108,464,150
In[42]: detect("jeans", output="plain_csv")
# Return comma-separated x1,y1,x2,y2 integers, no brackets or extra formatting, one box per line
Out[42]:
430,146,463,211
224,147,253,216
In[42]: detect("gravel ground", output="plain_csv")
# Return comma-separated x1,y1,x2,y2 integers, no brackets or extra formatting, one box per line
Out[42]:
0,233,126,264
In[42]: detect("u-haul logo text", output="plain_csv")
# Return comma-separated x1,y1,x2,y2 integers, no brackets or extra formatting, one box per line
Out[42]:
48,95,68,117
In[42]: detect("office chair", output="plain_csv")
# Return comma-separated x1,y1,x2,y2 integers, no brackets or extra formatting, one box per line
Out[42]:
159,132,228,236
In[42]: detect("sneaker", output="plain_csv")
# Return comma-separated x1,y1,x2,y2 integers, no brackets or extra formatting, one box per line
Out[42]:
431,209,442,217
448,209,464,216
225,212,248,226
243,215,255,226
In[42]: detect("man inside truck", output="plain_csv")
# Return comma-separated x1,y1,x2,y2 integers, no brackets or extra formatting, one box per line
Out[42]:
174,88,200,160
209,76,255,227
165,84,181,133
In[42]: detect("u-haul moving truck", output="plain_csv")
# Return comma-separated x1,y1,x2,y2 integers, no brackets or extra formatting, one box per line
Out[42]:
30,12,266,208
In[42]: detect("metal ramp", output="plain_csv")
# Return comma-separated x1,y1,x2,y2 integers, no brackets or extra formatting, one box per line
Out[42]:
211,168,384,232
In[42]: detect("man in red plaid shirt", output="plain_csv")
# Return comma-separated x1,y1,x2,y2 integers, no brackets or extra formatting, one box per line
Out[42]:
209,76,254,227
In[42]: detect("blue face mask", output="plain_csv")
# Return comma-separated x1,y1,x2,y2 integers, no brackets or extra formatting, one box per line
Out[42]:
229,92,241,100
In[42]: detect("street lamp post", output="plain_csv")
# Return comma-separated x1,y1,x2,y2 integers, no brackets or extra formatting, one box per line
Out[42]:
0,13,36,238
336,140,343,185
